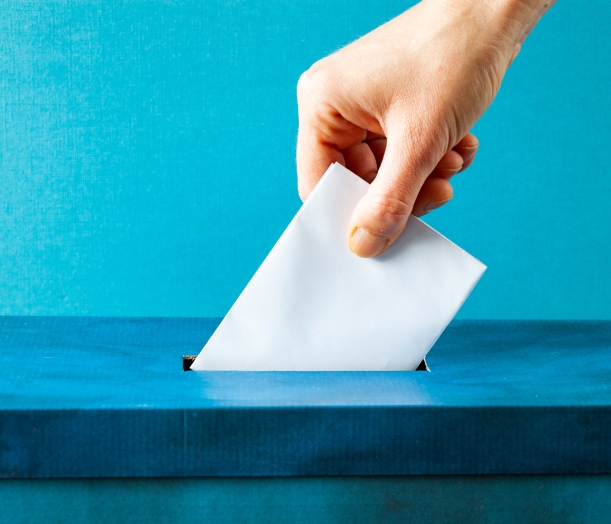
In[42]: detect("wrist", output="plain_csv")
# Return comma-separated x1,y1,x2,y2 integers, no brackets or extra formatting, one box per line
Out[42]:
485,0,553,47
441,0,553,50
490,0,553,41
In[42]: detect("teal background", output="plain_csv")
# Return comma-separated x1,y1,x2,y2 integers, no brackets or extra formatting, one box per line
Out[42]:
0,0,609,318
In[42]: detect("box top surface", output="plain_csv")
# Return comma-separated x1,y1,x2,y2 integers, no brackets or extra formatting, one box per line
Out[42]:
2,316,610,409
3,317,611,477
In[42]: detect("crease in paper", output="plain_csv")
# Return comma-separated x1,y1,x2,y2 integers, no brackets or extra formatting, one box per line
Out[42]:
192,163,486,371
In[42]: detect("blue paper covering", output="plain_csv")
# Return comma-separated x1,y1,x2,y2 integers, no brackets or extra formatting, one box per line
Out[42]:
1,317,610,477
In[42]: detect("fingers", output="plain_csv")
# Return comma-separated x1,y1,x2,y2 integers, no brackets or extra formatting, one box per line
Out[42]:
299,115,480,258
342,142,378,184
296,126,360,202
296,69,371,201
346,129,432,258
412,133,478,215
412,134,478,215
365,137,387,167
344,131,476,184
453,133,479,172
345,130,481,257
430,149,464,179
412,177,454,216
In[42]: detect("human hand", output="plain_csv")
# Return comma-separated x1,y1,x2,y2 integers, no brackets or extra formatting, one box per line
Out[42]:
297,0,553,257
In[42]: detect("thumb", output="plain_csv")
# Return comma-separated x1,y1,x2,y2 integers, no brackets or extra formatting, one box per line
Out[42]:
347,130,436,258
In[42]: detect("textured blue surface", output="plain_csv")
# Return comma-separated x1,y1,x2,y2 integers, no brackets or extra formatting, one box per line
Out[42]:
1,317,611,477
0,1,610,319
3,476,611,524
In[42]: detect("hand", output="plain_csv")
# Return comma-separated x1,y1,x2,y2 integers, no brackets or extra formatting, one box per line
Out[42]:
297,0,552,257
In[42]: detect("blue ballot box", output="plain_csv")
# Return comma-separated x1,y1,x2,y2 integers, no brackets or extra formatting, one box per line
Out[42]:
1,317,611,523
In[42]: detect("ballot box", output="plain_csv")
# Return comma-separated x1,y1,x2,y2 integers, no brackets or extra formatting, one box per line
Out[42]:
1,317,611,523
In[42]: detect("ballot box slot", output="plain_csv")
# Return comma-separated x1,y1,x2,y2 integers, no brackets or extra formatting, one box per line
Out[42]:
182,356,429,371
183,355,197,371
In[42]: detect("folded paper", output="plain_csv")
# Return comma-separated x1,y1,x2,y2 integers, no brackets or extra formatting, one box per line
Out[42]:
191,163,486,371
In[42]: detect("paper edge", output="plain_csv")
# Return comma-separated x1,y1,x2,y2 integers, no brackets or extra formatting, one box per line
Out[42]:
191,163,345,370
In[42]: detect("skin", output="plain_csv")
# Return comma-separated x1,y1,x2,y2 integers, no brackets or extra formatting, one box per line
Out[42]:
297,0,554,257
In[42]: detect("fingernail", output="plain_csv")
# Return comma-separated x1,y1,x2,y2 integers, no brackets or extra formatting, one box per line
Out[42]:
349,227,388,258
460,146,477,162
422,199,451,214
438,167,461,179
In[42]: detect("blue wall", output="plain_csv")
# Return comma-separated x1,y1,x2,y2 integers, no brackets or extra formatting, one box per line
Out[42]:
0,0,609,318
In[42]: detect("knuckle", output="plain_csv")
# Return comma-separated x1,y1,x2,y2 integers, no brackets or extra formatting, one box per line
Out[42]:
297,60,332,100
365,192,411,230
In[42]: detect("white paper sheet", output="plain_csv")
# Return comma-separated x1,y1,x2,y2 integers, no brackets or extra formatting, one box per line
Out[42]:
191,163,486,371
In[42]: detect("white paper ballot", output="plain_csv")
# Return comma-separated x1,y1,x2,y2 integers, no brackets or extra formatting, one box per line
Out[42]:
192,163,486,371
